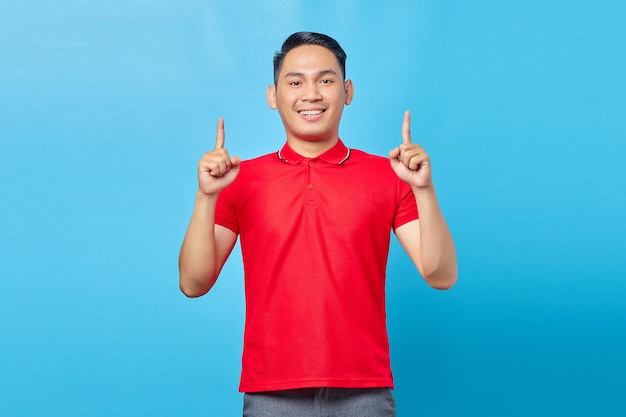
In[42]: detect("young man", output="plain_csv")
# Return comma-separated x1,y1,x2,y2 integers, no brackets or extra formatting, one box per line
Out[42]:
179,32,457,416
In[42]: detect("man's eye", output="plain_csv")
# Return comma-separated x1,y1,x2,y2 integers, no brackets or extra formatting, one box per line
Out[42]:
321,79,333,84
289,81,301,86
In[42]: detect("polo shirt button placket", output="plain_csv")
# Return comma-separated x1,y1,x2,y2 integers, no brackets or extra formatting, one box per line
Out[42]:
305,159,316,203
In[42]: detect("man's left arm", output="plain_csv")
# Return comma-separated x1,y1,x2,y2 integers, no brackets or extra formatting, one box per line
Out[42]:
389,111,458,290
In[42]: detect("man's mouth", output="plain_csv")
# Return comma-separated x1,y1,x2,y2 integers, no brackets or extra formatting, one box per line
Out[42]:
298,109,325,116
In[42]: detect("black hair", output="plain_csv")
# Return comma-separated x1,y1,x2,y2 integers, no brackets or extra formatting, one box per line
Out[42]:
273,32,347,85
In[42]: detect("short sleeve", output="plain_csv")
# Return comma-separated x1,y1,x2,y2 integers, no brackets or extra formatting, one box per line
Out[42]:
393,179,419,230
215,182,240,235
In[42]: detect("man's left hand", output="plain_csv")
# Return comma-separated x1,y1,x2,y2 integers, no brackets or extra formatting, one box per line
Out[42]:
389,110,433,190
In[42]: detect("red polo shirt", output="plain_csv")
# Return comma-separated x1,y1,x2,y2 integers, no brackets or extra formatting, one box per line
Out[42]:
215,139,418,393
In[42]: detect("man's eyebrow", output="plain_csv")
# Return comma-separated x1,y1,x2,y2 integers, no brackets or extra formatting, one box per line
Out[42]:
283,69,339,78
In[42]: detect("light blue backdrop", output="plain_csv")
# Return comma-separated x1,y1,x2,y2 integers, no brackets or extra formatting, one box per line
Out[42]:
1,1,625,416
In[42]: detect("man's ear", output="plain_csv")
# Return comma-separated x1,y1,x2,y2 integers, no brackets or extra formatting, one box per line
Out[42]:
344,79,354,105
266,85,277,110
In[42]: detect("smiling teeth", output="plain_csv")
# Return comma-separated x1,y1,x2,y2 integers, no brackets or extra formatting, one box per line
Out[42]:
299,110,323,115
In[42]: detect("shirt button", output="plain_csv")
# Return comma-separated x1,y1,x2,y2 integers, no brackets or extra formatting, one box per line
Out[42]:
307,184,314,190
308,161,314,167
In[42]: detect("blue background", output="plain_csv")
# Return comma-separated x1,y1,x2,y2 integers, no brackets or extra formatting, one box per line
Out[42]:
1,1,625,415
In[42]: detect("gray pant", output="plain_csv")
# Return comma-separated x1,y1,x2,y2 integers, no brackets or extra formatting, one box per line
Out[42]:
243,387,396,417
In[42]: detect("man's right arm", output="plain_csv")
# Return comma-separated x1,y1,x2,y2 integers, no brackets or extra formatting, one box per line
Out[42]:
178,193,238,297
178,118,241,297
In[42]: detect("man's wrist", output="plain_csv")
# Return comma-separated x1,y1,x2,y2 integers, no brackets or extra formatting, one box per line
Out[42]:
411,184,436,196
196,190,220,203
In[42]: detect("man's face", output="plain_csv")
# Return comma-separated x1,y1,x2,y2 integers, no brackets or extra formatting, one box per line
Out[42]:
267,44,353,148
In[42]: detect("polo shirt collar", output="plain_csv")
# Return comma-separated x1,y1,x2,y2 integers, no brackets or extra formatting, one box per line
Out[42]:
277,139,351,165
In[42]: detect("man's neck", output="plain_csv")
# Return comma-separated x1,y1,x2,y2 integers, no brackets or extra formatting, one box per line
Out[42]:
286,136,339,158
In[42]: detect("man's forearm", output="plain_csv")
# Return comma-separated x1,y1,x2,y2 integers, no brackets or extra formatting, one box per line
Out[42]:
178,192,220,297
413,187,458,289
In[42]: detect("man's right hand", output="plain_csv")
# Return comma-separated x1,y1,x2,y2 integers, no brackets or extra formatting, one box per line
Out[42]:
198,118,241,196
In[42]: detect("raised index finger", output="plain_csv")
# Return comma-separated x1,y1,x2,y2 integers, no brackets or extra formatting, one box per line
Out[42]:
402,110,412,144
215,117,225,149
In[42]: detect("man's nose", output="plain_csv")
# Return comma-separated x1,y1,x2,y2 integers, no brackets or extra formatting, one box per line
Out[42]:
302,82,322,101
